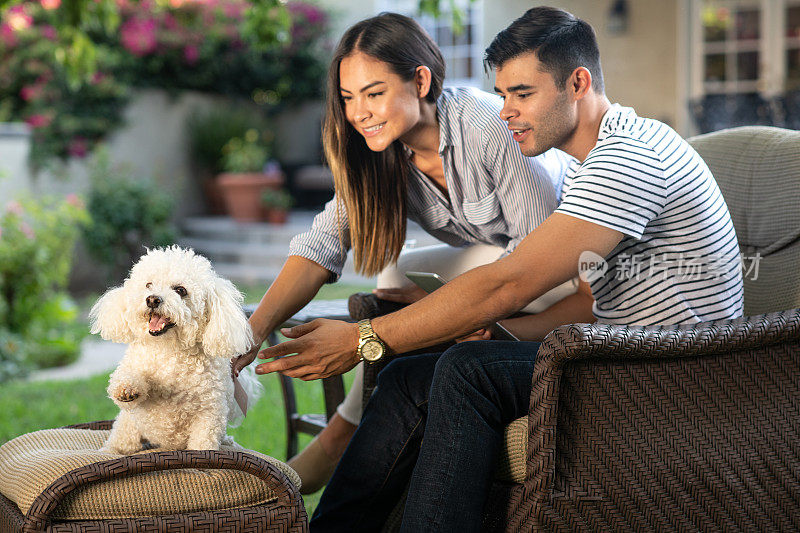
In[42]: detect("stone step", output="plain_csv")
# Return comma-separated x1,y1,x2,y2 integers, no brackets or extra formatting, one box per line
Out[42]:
178,237,290,268
212,262,373,286
181,215,314,244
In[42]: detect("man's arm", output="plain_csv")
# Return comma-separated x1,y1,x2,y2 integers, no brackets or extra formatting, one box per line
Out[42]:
371,213,622,352
498,278,595,341
255,213,623,379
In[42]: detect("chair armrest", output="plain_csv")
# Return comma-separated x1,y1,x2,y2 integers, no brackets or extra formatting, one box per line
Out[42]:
23,449,303,533
518,309,800,518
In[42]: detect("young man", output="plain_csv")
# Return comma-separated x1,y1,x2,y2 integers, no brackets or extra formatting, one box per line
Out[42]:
261,6,744,531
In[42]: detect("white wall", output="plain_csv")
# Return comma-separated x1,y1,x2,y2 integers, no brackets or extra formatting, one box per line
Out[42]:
0,123,31,204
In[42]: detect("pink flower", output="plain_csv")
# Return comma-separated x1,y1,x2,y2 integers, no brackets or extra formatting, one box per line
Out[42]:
1,23,17,46
19,222,35,240
20,85,39,101
183,44,199,64
40,24,57,40
91,71,107,85
222,2,246,20
68,137,88,158
288,2,326,26
25,114,52,129
65,193,84,208
162,13,178,30
7,8,32,32
5,201,23,216
169,0,185,7
40,0,61,10
120,17,158,56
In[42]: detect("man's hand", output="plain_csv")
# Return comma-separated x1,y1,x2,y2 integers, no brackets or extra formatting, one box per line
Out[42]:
255,319,360,380
372,284,428,304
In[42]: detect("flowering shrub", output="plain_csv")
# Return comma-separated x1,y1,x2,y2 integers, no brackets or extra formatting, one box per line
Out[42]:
0,2,129,165
0,194,91,379
0,0,329,167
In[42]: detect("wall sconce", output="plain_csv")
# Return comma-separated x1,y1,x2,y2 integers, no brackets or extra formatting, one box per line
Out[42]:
607,0,629,35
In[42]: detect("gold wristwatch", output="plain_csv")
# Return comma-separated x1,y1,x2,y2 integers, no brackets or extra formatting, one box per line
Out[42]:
356,319,386,363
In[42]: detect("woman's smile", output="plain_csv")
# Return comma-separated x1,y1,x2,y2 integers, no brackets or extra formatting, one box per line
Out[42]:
362,122,386,137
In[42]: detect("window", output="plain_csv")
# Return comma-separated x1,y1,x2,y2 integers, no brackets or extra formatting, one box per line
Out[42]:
689,0,800,131
376,0,484,87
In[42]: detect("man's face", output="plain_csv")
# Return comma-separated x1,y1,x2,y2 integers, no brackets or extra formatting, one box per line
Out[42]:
494,52,577,157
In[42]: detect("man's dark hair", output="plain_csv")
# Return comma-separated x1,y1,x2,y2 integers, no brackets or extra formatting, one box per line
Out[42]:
485,6,604,93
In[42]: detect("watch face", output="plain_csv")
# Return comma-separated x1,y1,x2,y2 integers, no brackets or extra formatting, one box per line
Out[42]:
361,339,384,362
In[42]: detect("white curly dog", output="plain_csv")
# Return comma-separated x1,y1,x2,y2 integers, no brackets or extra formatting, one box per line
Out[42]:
90,246,262,454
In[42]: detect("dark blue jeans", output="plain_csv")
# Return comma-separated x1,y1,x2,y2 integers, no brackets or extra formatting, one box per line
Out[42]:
310,340,541,532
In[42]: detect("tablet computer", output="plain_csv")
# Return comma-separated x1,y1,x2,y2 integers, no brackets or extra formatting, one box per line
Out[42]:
404,271,519,341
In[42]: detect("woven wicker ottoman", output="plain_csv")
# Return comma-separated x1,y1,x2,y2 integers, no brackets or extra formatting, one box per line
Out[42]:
0,421,307,532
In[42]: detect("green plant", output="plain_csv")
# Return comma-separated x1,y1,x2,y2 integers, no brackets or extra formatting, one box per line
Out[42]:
0,329,29,383
0,193,91,378
186,106,269,175
81,148,177,281
221,128,272,173
261,187,293,210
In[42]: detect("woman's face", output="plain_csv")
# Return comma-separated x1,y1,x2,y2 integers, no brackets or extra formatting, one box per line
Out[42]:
339,51,423,152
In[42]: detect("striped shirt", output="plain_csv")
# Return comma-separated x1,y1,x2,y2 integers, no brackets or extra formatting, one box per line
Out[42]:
289,86,572,280
556,104,744,326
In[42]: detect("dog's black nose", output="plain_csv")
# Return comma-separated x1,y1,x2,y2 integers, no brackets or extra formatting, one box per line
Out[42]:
146,295,162,309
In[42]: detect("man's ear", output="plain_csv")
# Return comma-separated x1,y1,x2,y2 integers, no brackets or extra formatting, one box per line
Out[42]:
570,67,593,100
415,65,433,99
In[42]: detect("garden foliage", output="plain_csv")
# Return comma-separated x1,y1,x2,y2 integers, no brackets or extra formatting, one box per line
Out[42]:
0,0,329,167
82,148,177,282
0,194,90,381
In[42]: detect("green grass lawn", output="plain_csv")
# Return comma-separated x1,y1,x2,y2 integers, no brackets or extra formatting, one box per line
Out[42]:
0,280,371,516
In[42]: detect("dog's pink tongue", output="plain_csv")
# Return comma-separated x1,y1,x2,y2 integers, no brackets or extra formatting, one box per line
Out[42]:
149,314,168,330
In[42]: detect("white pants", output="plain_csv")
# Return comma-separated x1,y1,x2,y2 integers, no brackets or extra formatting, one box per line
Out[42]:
336,243,579,425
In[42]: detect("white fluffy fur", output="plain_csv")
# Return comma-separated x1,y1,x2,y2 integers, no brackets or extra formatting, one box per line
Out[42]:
90,246,262,454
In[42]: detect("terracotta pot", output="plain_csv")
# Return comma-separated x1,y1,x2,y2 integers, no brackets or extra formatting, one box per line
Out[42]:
265,208,288,224
217,170,284,222
201,177,226,215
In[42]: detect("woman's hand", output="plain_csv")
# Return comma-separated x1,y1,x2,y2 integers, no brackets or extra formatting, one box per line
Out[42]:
255,319,360,380
231,342,261,377
455,328,492,343
372,284,428,304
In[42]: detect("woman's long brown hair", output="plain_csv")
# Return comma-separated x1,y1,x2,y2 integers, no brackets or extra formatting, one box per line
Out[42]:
323,13,445,276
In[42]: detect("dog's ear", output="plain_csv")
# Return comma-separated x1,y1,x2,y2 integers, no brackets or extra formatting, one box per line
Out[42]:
203,277,254,358
89,286,134,343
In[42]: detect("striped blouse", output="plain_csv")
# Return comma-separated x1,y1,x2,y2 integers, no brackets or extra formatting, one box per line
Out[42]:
289,86,572,280
555,104,744,326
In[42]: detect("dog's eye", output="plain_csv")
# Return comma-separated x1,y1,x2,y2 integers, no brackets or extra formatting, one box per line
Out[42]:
146,282,153,289
173,286,188,297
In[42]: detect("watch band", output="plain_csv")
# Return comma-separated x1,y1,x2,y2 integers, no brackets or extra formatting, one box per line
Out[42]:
358,319,374,341
356,318,386,363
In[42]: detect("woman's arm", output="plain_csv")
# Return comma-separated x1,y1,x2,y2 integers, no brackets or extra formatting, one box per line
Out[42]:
232,255,330,375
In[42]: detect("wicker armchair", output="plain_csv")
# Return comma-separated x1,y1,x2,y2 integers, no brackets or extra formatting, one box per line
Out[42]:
483,311,800,530
353,126,800,530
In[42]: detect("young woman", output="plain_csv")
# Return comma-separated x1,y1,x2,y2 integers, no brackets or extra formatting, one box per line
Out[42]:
232,12,587,493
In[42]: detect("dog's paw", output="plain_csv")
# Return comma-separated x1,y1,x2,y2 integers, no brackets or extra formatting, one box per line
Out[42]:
108,382,141,405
